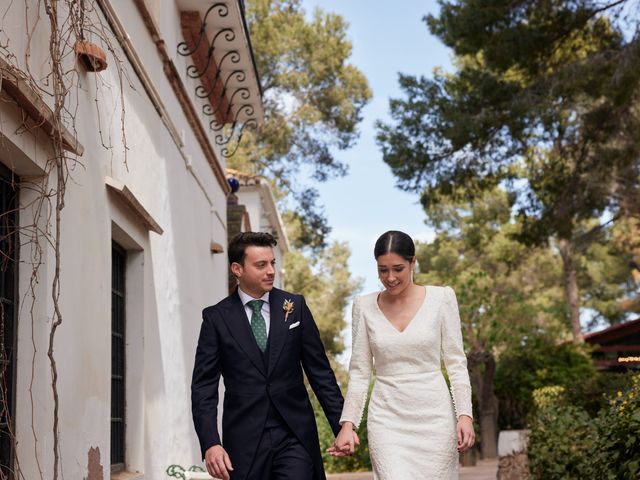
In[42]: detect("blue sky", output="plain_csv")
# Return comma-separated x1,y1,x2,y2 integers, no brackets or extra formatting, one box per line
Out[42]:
300,0,452,294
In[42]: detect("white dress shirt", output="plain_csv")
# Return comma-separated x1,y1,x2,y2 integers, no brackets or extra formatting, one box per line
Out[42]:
237,287,272,335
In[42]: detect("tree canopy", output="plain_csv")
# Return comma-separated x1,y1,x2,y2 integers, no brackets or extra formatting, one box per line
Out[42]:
377,0,640,339
284,241,362,357
230,0,372,249
415,187,567,456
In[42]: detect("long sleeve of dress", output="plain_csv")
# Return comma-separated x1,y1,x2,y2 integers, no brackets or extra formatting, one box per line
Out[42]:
339,297,373,429
441,286,473,419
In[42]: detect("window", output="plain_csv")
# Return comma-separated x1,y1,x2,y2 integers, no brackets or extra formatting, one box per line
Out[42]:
111,243,126,471
0,166,18,480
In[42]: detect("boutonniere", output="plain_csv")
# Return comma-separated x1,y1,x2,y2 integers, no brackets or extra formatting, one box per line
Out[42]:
283,299,295,322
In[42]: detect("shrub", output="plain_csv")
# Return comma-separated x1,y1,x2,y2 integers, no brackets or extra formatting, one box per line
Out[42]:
564,371,636,417
528,374,640,479
495,337,597,429
591,374,640,479
528,387,598,479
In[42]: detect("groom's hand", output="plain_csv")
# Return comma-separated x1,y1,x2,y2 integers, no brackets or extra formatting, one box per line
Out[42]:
205,444,233,480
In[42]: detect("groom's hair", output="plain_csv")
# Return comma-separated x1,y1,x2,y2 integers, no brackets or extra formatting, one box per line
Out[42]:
228,231,278,265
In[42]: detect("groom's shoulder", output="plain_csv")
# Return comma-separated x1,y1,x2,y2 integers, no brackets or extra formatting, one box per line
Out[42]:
271,287,303,302
202,293,238,317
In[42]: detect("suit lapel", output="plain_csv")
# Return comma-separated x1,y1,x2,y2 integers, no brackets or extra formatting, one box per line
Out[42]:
223,290,267,377
267,289,287,376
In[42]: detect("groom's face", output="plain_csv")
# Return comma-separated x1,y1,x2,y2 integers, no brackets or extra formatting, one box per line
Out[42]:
233,245,276,297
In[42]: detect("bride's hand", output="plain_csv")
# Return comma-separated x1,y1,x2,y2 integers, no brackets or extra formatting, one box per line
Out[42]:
456,415,475,453
327,422,358,457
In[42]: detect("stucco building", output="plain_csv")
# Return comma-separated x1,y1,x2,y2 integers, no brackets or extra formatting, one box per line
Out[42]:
0,1,273,479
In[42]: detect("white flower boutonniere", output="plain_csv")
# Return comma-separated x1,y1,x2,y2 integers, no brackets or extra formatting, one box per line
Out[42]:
283,299,295,322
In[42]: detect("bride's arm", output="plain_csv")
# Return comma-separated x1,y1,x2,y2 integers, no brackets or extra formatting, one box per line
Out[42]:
329,297,371,455
441,286,473,419
339,296,373,430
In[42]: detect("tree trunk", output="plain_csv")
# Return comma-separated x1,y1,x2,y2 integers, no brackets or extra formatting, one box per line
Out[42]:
468,350,499,459
558,238,582,342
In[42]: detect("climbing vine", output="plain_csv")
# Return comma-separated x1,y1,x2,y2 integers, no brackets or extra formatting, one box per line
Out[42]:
0,1,128,478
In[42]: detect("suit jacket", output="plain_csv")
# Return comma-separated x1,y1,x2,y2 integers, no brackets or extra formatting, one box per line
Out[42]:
191,287,344,479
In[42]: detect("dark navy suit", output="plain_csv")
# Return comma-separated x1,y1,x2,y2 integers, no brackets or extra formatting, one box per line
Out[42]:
191,288,344,479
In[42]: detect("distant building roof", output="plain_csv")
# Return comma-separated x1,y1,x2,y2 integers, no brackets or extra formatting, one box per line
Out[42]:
226,168,263,186
584,318,640,370
584,318,640,345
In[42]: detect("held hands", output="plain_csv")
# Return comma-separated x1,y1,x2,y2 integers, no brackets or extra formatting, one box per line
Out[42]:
327,422,360,457
204,444,234,480
457,415,475,453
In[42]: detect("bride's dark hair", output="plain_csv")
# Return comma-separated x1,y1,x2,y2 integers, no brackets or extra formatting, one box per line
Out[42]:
374,230,415,262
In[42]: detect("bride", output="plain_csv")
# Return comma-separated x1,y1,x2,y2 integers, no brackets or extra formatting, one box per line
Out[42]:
328,230,475,479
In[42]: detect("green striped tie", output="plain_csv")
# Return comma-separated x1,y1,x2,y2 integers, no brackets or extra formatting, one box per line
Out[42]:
247,300,268,352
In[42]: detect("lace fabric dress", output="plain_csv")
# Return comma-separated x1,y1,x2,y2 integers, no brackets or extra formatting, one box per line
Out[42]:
340,286,473,479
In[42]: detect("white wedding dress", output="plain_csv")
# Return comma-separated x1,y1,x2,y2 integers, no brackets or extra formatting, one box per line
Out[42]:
340,286,473,479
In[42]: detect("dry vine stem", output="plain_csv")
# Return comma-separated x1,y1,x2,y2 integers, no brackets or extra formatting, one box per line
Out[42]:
43,2,67,479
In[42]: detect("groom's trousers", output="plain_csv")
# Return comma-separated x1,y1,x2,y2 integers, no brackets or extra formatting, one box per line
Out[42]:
242,348,314,480
245,421,314,480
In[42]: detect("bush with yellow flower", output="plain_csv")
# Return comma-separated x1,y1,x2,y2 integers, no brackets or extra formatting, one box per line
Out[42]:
528,374,640,479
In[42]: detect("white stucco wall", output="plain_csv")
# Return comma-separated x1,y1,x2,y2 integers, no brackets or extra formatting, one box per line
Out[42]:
0,1,238,478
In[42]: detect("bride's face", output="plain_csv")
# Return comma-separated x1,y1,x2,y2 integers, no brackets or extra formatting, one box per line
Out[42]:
377,252,415,295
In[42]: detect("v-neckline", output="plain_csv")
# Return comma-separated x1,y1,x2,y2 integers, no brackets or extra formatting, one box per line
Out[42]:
375,285,428,334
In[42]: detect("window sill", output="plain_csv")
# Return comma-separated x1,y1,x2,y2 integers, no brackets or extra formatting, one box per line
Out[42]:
111,471,144,480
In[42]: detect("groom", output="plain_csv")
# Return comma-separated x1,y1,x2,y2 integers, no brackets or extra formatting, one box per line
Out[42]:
191,232,354,479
